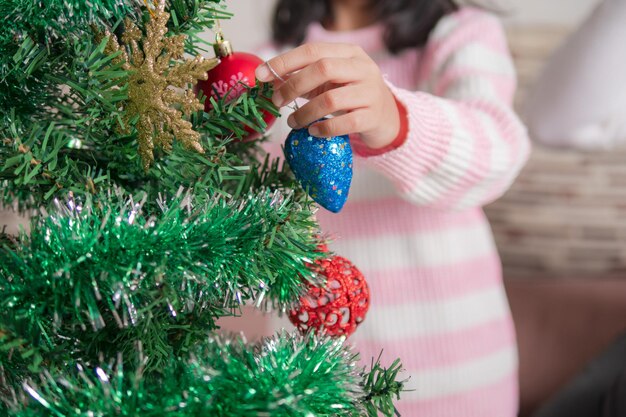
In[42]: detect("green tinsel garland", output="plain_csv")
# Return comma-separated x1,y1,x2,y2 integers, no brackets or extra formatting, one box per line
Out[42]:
3,332,403,417
0,189,322,374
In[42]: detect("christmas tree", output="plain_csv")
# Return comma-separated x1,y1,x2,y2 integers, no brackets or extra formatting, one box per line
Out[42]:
0,1,404,416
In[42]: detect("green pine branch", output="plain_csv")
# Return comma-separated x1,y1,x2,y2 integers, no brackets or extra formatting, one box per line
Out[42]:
0,324,45,406
167,0,231,55
361,356,407,417
1,85,283,210
0,0,138,118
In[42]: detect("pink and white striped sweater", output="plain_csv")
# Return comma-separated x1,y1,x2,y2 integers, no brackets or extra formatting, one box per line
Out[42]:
262,7,530,416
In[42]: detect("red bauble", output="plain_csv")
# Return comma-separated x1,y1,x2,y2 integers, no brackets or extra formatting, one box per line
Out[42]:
289,255,370,337
196,37,276,141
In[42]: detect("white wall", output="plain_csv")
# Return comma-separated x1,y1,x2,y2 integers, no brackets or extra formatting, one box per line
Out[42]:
216,0,601,52
215,0,276,52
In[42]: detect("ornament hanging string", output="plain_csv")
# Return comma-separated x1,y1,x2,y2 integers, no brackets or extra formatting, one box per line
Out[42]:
143,0,158,17
264,61,300,111
214,16,223,38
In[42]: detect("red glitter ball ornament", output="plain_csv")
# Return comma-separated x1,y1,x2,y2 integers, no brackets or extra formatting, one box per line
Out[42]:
289,255,370,337
195,33,276,141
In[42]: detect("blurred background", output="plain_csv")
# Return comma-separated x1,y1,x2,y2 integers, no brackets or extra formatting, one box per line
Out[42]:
218,0,600,51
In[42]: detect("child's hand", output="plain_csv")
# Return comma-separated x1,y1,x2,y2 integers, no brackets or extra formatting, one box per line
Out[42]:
255,42,401,150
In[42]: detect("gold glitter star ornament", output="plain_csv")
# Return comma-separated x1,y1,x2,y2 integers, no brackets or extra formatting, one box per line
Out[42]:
101,0,219,170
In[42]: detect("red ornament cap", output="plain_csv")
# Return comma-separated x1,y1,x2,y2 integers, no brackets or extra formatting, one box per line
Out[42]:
213,32,233,58
289,255,370,338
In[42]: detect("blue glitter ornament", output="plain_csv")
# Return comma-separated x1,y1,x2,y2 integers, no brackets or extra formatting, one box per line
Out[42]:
284,125,353,213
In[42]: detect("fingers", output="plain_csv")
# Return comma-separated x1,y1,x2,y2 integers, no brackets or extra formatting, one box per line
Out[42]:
273,58,361,107
256,43,362,82
307,109,374,138
287,84,371,129
255,42,388,142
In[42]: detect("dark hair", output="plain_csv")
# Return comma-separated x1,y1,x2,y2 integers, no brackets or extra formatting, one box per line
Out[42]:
272,0,458,54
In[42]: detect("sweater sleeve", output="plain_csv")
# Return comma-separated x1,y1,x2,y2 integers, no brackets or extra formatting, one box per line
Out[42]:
524,0,626,150
364,9,530,210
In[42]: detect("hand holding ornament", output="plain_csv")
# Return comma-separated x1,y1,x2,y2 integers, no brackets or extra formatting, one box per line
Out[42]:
255,42,402,150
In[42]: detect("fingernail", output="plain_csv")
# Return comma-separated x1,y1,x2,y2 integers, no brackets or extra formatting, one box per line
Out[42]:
287,114,297,128
272,90,284,107
255,63,273,82
308,125,320,136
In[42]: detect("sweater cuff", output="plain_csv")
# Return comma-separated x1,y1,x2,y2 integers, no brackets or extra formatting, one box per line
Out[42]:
363,81,449,194
352,97,409,157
